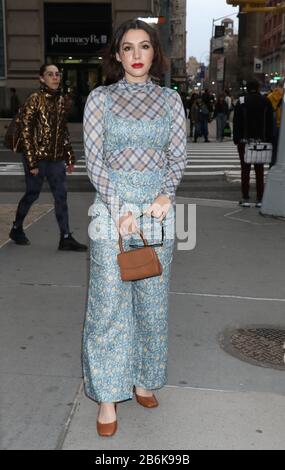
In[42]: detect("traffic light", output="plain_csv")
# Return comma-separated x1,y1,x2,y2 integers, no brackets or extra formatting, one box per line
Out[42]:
172,83,179,91
226,0,285,13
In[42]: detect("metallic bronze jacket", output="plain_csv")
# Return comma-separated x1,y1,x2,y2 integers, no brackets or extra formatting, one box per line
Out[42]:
21,84,75,169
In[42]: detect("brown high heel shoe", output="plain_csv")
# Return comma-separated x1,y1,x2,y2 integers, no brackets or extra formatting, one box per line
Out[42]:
134,388,159,408
97,403,117,437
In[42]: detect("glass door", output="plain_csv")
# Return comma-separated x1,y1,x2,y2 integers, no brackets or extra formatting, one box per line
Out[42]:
60,64,102,122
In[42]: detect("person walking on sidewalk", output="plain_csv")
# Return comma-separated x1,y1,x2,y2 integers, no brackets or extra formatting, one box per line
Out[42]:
83,19,187,437
233,79,274,208
9,64,87,251
214,94,229,142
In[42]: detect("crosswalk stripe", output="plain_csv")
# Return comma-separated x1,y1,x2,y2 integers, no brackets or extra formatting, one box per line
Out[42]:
0,142,250,179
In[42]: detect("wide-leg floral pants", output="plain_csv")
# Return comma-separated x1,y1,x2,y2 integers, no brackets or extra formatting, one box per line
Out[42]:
82,170,175,403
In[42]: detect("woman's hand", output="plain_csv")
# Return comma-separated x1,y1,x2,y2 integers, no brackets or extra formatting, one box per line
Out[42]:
144,194,172,222
117,211,139,237
30,168,39,176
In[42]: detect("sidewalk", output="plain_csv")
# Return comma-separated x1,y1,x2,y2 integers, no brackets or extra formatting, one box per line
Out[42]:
1,193,285,450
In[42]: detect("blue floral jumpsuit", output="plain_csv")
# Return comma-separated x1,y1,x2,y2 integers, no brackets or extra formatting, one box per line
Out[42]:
83,78,187,403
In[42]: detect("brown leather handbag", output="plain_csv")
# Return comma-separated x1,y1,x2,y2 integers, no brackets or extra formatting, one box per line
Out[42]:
117,231,163,282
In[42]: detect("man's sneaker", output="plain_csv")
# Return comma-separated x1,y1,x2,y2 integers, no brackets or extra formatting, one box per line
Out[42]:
255,201,262,208
9,226,30,245
239,199,251,208
58,233,87,252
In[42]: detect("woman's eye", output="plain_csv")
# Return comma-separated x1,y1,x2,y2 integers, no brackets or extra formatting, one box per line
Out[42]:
142,44,150,49
123,47,131,52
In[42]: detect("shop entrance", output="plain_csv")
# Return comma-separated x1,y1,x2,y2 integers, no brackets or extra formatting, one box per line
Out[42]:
59,63,103,122
44,2,111,122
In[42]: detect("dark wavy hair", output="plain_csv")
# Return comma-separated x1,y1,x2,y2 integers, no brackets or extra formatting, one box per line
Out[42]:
103,19,169,83
39,63,59,76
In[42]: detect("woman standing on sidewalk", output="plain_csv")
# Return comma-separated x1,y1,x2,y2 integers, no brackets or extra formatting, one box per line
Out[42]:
83,19,187,437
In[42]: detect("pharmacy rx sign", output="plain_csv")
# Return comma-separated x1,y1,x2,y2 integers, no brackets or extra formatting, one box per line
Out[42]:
45,3,111,55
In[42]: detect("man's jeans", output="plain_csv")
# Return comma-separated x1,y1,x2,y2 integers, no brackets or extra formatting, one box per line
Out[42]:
216,113,227,141
195,119,208,140
15,158,70,235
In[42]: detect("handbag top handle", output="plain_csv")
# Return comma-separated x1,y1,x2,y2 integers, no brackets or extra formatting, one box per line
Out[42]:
118,216,165,253
119,231,148,253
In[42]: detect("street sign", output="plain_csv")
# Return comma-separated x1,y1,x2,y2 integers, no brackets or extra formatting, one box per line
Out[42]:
254,57,263,74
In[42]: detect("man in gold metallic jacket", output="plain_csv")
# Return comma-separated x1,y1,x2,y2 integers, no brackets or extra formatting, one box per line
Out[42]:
9,64,87,251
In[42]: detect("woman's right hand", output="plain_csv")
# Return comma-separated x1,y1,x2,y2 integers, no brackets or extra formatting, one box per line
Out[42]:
117,211,138,237
30,168,39,176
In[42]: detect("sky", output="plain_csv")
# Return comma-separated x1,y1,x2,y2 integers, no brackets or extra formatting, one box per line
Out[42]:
186,0,239,63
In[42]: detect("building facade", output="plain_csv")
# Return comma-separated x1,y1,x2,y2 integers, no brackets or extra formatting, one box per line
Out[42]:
0,0,172,121
170,0,186,88
237,8,265,85
209,18,239,94
261,1,285,79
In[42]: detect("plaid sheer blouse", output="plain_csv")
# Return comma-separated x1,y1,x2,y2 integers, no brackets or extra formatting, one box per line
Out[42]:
84,78,187,212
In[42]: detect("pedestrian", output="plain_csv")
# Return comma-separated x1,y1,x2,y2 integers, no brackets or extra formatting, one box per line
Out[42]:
224,89,233,120
187,92,197,139
214,94,229,142
9,64,87,251
10,88,20,116
202,88,214,114
200,88,213,138
83,19,187,437
267,81,283,167
192,96,210,142
233,79,274,208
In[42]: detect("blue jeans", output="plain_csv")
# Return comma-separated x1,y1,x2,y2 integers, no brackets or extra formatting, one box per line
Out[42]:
195,119,208,141
216,113,227,141
15,158,70,235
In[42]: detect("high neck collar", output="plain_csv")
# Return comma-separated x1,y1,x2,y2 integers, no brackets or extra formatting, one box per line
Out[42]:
119,77,153,92
40,83,61,98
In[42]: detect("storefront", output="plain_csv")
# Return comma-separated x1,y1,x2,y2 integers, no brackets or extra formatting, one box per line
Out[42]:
45,2,112,121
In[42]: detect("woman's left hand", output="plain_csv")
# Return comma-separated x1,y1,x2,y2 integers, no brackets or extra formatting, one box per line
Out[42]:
144,195,172,222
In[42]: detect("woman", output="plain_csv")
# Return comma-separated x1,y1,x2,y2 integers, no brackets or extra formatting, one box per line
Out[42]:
83,19,187,437
9,64,87,251
214,94,229,142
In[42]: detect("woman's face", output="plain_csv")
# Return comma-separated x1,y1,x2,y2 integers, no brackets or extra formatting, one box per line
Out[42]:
40,65,61,90
116,29,154,83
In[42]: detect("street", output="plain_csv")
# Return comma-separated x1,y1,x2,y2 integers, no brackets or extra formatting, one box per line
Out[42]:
1,121,272,203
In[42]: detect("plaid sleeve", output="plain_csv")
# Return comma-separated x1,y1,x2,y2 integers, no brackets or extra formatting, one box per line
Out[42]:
84,87,119,214
161,89,187,199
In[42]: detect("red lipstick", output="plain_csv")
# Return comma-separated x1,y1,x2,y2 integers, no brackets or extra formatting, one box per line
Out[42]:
132,63,144,69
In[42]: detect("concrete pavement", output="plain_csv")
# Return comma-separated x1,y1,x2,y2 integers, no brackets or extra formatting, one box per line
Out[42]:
0,192,285,450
